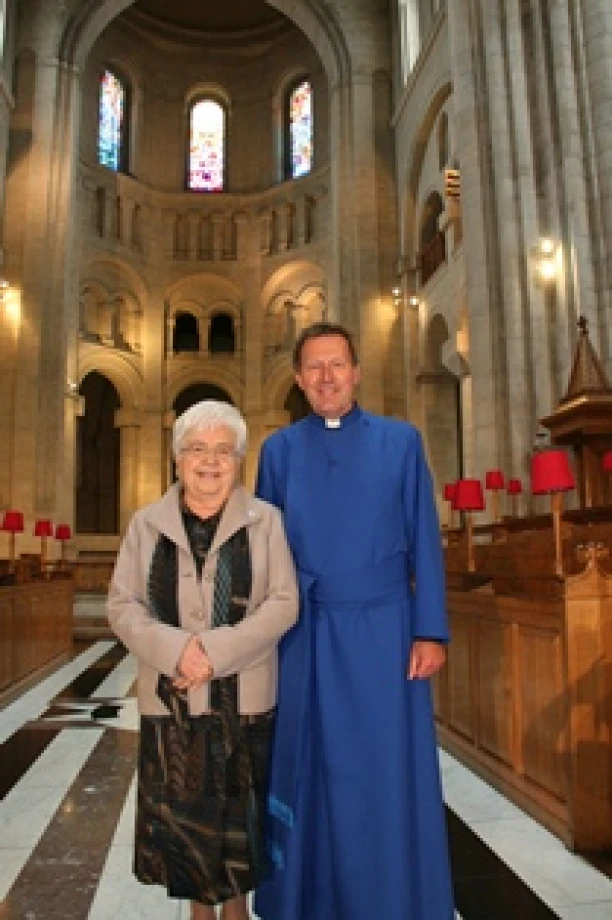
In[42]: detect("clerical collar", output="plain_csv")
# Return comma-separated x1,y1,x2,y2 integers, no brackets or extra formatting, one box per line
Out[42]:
309,404,361,430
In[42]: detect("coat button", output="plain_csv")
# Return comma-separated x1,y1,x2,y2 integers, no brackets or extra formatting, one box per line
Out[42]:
192,610,205,620
203,573,214,582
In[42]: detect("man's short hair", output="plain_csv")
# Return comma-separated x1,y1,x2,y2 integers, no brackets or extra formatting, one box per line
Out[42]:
293,322,359,370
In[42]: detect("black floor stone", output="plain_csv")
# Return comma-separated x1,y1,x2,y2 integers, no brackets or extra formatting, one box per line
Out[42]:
0,644,128,799
447,808,560,919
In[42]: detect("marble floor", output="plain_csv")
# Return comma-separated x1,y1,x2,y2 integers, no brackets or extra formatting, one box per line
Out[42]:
1,640,612,919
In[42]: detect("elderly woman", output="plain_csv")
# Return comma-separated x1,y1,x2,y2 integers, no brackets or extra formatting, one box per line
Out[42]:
107,400,298,920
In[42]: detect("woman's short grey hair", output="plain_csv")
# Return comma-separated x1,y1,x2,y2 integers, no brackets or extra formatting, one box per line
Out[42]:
173,401,248,457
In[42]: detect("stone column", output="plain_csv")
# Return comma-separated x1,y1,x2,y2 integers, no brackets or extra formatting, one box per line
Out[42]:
139,266,168,505
212,214,224,262
2,0,80,521
446,0,500,475
478,0,535,480
115,407,140,534
547,0,600,352
578,0,612,373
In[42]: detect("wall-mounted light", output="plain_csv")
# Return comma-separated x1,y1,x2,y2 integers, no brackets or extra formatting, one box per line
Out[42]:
408,295,420,308
66,379,80,399
531,238,560,283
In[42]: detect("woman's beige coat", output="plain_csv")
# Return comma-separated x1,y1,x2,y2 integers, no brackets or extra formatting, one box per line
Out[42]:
107,483,298,717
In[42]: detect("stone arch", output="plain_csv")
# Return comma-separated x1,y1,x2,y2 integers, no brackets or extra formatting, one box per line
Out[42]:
173,382,234,416
262,260,324,354
264,357,295,411
166,365,242,409
61,2,349,87
77,347,144,410
401,82,452,262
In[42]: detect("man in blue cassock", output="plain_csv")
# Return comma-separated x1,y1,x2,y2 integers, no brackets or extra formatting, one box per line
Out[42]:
254,322,454,920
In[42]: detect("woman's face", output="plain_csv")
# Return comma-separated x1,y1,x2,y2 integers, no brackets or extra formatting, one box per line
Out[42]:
176,424,240,512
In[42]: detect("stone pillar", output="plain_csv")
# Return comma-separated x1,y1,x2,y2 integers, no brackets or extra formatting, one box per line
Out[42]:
547,0,600,352
447,0,500,476
2,0,80,521
188,210,199,261
139,271,167,505
115,407,140,534
579,0,612,373
505,0,554,419
212,214,224,261
479,0,533,480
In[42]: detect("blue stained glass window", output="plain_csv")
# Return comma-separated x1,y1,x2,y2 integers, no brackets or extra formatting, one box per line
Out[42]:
289,79,313,179
189,100,225,192
98,70,125,171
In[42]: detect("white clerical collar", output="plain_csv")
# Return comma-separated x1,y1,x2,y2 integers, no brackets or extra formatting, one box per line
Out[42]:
324,417,342,429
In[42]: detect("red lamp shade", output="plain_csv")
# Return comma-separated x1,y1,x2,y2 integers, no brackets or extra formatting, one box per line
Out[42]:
602,451,612,473
454,478,485,512
507,478,523,495
3,510,24,533
55,524,72,541
443,482,457,503
34,519,53,538
485,469,505,490
531,450,575,494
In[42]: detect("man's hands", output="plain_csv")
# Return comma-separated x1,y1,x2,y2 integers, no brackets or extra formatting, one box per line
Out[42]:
407,640,446,680
174,634,214,690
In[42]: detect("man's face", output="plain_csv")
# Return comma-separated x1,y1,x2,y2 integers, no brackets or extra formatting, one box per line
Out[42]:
295,334,360,419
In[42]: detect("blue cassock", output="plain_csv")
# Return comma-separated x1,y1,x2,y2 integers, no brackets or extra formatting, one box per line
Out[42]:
254,405,454,920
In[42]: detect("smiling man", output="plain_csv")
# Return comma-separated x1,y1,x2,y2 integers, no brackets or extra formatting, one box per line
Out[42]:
254,322,454,920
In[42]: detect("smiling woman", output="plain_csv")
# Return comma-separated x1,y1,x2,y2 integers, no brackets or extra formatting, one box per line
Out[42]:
107,399,298,920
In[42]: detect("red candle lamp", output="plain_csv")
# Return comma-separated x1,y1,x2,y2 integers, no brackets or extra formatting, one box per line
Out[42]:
531,450,575,575
55,523,72,566
34,519,53,568
506,478,523,517
485,469,505,522
454,478,485,572
443,482,457,528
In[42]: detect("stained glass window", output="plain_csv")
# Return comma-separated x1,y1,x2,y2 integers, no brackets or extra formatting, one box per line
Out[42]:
189,100,225,192
98,70,126,171
288,79,313,179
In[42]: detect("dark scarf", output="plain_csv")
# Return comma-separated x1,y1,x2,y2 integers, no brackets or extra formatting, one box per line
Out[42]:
147,505,252,762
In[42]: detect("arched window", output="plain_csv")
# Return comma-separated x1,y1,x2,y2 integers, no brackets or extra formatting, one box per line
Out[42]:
398,1,420,83
286,79,313,180
188,99,226,192
98,69,129,172
419,191,446,285
173,312,200,353
209,313,235,354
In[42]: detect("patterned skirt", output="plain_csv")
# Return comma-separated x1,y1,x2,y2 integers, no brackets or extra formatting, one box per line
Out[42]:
135,701,274,906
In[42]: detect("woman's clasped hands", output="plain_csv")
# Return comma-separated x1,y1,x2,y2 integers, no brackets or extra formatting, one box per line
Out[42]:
174,634,214,690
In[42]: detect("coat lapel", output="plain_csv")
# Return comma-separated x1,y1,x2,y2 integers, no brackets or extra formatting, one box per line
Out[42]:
209,486,262,555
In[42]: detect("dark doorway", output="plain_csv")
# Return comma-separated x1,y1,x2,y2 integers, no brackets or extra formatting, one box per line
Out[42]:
284,383,310,422
76,372,120,534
